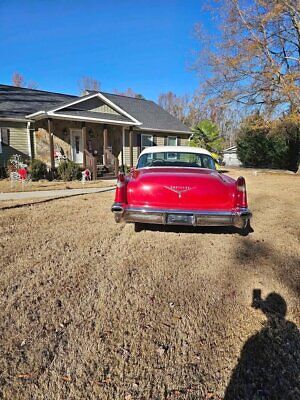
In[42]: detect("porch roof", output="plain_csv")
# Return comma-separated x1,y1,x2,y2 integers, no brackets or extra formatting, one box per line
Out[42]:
29,109,136,125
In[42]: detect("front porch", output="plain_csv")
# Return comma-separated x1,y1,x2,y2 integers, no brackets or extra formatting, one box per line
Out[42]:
33,118,136,179
25,90,191,179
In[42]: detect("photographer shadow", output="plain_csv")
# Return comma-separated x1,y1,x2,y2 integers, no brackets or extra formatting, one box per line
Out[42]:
224,291,300,400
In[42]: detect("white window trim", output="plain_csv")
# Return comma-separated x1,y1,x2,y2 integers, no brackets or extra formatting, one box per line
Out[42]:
167,136,178,146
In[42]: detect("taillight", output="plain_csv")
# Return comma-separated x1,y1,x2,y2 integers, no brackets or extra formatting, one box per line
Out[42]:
117,172,125,188
115,173,127,203
235,176,248,208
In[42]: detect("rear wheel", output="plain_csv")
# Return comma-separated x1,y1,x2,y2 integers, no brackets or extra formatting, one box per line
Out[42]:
134,223,144,232
240,220,251,236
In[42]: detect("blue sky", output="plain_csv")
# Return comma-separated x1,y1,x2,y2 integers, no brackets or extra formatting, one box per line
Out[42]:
0,0,213,100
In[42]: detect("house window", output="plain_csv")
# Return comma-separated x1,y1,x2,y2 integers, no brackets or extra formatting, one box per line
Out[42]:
0,128,10,154
0,128,10,145
166,136,178,159
167,136,178,146
141,134,153,151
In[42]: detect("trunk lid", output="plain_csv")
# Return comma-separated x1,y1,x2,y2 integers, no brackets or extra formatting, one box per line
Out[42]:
127,168,236,210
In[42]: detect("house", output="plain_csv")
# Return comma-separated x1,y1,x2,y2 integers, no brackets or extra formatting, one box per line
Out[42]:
222,145,242,167
0,85,191,176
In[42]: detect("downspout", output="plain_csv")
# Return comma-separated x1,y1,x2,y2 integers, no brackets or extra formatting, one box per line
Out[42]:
27,121,32,159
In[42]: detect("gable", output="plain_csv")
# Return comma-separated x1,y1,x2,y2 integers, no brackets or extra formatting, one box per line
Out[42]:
61,97,120,115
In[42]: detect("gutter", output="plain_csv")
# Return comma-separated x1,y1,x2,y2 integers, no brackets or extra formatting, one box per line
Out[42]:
25,111,141,126
0,117,34,123
134,127,192,135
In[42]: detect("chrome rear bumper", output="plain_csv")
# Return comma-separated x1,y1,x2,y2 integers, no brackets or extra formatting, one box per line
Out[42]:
111,203,252,229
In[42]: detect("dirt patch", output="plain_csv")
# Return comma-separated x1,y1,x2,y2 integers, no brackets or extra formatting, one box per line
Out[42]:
0,171,299,399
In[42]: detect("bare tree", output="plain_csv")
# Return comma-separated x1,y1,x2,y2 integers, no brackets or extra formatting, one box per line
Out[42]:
78,76,101,94
27,81,39,89
158,89,244,146
113,88,144,99
194,0,300,115
12,72,25,87
158,91,191,124
157,90,232,128
12,72,39,89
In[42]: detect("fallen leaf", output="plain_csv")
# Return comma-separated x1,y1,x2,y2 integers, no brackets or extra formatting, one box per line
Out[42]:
62,375,72,382
17,373,33,379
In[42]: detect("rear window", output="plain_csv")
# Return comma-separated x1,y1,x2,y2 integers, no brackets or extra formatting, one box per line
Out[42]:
137,151,216,170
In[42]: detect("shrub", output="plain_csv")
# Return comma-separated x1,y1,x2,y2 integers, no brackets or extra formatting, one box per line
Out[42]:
57,161,81,181
45,168,58,181
237,132,272,167
29,159,48,180
237,115,290,169
270,116,300,172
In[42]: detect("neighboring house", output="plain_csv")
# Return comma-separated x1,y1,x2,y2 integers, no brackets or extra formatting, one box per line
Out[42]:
0,85,191,175
222,145,242,167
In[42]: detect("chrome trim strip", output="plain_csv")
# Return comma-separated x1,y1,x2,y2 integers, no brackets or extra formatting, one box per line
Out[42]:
124,206,244,216
111,203,252,228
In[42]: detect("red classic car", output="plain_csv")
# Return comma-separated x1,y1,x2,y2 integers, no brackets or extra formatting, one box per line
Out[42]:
111,146,252,232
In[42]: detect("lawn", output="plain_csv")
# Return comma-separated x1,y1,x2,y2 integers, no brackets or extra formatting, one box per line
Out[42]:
0,169,299,399
0,179,114,193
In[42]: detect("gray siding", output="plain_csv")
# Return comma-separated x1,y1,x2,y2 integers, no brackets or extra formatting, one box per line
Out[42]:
65,97,120,115
122,131,190,166
92,104,119,115
0,121,29,167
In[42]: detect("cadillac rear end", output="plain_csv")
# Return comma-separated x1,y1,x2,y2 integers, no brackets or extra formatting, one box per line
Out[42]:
111,147,252,232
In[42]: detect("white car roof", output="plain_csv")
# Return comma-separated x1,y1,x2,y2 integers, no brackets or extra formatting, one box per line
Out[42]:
139,146,211,157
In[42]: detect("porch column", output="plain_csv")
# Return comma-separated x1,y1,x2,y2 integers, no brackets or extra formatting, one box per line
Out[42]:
121,126,125,171
48,118,55,170
82,122,87,168
129,127,134,168
103,125,108,166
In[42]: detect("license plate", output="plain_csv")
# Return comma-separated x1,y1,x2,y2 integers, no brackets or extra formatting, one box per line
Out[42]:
167,214,194,225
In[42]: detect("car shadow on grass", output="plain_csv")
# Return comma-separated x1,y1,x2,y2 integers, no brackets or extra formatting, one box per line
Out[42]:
224,290,300,399
135,223,254,236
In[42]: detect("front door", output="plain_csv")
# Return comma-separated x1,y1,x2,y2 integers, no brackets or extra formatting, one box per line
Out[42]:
70,129,83,164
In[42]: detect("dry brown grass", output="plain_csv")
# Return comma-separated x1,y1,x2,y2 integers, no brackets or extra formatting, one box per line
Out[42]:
0,179,112,193
0,170,299,399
